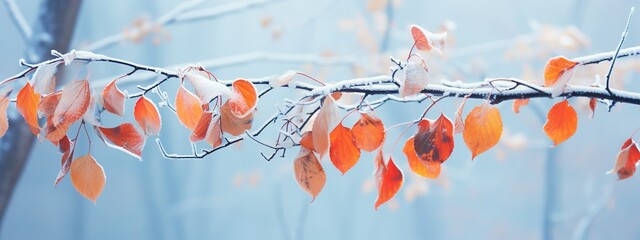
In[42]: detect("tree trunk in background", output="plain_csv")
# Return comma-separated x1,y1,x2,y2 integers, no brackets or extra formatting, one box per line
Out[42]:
0,0,82,228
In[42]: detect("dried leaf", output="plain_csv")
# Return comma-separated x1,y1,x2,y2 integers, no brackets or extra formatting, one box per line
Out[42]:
400,59,429,97
175,85,203,130
32,62,59,95
300,131,314,150
462,102,503,159
293,147,326,201
352,112,385,152
374,150,403,210
53,80,90,126
54,136,75,186
403,137,440,178
184,72,231,104
589,98,597,118
190,111,213,142
70,154,106,203
312,96,339,158
453,96,468,134
220,101,253,136
228,79,258,118
608,138,640,179
102,79,126,116
543,100,577,146
270,70,296,87
39,91,62,117
410,24,447,54
97,123,146,160
414,114,454,164
134,96,162,136
512,98,529,114
544,56,578,97
329,123,361,174
0,97,10,138
16,82,40,135
204,116,223,148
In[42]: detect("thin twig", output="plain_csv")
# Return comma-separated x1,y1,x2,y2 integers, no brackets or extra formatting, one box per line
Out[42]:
605,7,635,96
2,0,32,40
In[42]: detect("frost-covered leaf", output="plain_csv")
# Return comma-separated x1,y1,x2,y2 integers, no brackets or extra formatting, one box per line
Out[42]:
204,116,223,148
0,97,10,138
184,72,231,104
462,102,503,159
32,62,60,95
400,59,429,97
70,154,105,203
607,138,640,180
175,85,203,130
16,82,41,135
220,101,253,136
374,150,403,210
413,114,454,164
228,79,258,118
543,100,577,146
270,70,297,87
134,96,162,136
329,123,361,174
293,147,326,202
96,123,146,160
102,79,126,116
352,112,385,152
312,96,339,158
410,24,447,54
190,111,213,142
544,56,578,97
403,137,440,178
53,80,90,126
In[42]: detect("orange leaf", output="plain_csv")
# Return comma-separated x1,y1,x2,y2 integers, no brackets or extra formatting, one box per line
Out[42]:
133,96,162,136
220,101,253,136
53,80,90,126
374,150,403,210
16,82,41,135
102,79,126,116
512,98,529,114
312,96,339,158
544,56,578,97
352,112,385,152
589,98,597,118
204,116,223,148
329,123,361,174
609,138,640,180
543,100,577,146
175,85,203,130
300,131,314,150
45,118,71,142
462,102,503,159
403,137,440,178
70,154,105,203
293,147,326,201
97,123,146,160
410,24,447,54
190,111,213,142
228,79,258,118
414,114,454,165
0,97,9,138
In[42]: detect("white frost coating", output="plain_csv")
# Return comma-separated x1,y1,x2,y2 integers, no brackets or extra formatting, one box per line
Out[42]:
550,65,578,97
61,50,77,65
573,45,640,64
308,75,391,97
400,60,429,97
184,72,231,104
270,70,297,87
31,61,60,94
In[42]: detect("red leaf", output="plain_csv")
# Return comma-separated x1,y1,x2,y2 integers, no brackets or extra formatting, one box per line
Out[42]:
175,85,203,130
512,98,529,114
204,116,223,148
220,101,253,136
329,123,361,174
589,98,597,118
53,80,90,126
16,82,41,135
97,123,146,160
410,25,447,54
352,112,385,152
70,154,105,203
293,147,326,202
608,138,640,180
374,150,403,210
403,137,440,178
543,100,577,146
133,96,162,136
228,79,258,118
190,111,213,142
414,114,454,164
102,79,126,116
462,102,503,159
54,135,75,186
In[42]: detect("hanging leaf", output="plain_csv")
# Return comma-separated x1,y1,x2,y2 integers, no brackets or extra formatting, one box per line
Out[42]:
54,135,75,186
70,154,106,203
410,25,447,54
175,85,203,130
403,137,440,178
414,114,454,165
300,131,314,150
293,147,326,202
204,116,223,148
453,96,469,134
312,96,339,158
400,59,429,98
96,123,146,160
53,80,90,126
543,100,577,146
0,97,10,138
462,102,503,159
190,111,213,142
16,82,40,135
608,138,640,180
544,56,578,97
228,79,258,118
374,150,403,210
512,98,529,114
45,119,71,142
32,62,59,95
101,79,126,116
352,112,385,152
39,91,62,117
133,96,162,136
589,98,597,118
329,123,361,174
184,72,231,104
220,101,253,136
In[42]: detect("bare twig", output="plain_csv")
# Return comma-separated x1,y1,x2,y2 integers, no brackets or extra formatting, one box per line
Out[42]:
604,7,635,96
2,0,32,40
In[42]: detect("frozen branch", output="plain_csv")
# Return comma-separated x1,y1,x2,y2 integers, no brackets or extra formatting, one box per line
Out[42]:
2,0,32,40
604,7,634,95
82,0,281,52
